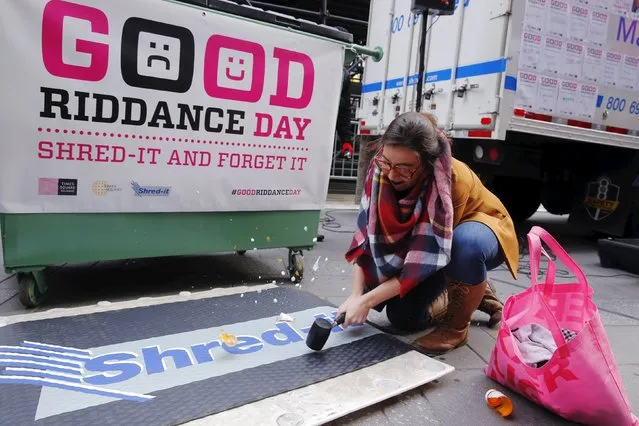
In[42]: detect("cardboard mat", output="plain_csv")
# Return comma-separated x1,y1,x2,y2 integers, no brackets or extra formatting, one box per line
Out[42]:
0,284,453,425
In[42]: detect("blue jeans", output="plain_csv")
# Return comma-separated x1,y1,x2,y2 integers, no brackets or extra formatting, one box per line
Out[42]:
383,221,504,331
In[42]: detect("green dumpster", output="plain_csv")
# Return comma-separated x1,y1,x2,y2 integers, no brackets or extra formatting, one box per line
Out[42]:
0,0,382,308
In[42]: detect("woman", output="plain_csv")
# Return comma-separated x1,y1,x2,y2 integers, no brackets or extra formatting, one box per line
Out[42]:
339,112,519,354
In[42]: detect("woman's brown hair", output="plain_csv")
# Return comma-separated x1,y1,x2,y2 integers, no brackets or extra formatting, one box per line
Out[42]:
367,112,451,169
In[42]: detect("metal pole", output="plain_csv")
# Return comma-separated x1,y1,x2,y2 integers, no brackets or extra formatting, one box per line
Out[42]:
319,0,328,25
445,2,466,130
328,15,368,26
251,2,368,26
378,0,396,123
401,13,417,113
415,9,429,112
353,45,384,62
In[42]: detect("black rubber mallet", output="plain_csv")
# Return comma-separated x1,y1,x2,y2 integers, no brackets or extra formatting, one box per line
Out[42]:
306,312,346,351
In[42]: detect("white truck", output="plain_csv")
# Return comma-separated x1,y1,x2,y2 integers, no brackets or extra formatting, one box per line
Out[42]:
358,0,639,237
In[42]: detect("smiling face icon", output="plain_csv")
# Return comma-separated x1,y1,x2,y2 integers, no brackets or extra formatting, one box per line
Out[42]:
217,48,254,91
226,57,246,81
204,34,266,103
137,32,181,80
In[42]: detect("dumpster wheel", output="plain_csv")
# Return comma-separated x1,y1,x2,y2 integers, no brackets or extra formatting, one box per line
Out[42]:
18,271,47,308
288,249,304,283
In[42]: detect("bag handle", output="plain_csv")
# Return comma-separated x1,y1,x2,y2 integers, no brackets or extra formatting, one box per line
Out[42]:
538,245,560,299
527,226,589,293
527,226,590,324
540,245,556,288
503,226,593,342
504,226,591,340
504,236,564,345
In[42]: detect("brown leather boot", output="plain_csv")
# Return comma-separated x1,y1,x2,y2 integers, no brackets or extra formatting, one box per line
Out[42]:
427,289,448,324
414,280,487,355
478,279,503,328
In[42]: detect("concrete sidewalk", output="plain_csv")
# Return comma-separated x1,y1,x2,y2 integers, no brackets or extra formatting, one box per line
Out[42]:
314,208,639,425
1,208,638,424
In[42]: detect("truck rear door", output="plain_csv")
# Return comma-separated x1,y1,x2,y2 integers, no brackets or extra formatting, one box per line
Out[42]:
422,0,512,136
359,0,512,137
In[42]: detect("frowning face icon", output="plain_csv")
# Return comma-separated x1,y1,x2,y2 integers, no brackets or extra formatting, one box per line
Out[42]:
137,32,182,80
121,17,195,93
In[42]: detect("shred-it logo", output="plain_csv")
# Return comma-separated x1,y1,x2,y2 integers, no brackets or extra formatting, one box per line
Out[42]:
131,181,171,197
583,176,620,221
0,340,153,402
0,310,364,420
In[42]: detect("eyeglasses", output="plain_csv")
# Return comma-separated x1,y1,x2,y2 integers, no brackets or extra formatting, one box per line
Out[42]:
373,156,420,179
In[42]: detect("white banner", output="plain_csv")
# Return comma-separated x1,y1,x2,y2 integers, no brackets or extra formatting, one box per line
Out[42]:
0,0,344,213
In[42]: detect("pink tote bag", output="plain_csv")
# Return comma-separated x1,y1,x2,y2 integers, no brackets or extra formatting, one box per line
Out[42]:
485,226,638,425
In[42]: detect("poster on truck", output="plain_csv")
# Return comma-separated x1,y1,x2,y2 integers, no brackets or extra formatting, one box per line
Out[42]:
516,0,639,131
0,0,344,213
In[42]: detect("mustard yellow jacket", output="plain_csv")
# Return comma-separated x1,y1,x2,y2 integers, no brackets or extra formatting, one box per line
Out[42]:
451,158,519,280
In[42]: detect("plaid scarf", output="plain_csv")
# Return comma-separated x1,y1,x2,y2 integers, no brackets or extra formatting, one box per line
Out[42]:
345,134,454,298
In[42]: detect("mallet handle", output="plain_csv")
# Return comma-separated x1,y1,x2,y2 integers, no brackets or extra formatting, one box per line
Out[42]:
333,312,346,327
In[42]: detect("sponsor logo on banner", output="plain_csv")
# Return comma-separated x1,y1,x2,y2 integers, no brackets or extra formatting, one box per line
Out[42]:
38,178,78,196
131,181,171,197
0,0,343,213
583,176,620,220
0,308,370,421
92,181,121,196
